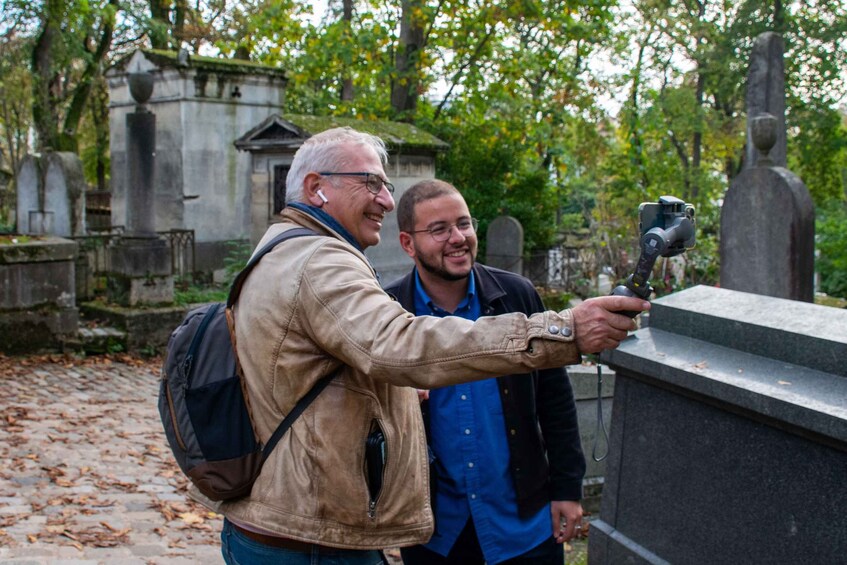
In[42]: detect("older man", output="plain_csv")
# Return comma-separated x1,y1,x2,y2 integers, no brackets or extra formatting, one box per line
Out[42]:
214,127,647,564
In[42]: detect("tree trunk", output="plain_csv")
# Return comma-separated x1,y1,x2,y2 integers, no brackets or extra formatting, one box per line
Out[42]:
31,0,65,152
149,0,172,49
174,0,188,46
628,36,650,190
61,0,117,154
391,0,425,121
90,76,110,192
340,0,354,102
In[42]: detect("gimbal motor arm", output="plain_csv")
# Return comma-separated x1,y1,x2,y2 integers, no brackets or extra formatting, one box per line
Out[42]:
611,210,695,316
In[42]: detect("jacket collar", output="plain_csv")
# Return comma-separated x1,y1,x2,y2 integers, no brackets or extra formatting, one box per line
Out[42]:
388,263,507,314
287,202,363,252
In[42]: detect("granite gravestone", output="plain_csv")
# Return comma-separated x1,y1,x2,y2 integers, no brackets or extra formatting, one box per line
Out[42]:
44,153,86,237
720,113,814,301
15,153,86,237
591,285,847,564
485,215,523,274
721,31,813,302
108,72,174,306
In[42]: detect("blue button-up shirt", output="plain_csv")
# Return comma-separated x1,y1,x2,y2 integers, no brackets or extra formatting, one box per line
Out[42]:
413,270,550,564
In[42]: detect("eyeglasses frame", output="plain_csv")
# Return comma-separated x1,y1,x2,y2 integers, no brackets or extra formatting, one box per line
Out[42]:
407,218,479,242
318,172,395,195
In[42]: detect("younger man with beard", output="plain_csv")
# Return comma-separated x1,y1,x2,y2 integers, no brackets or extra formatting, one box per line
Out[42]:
385,180,585,565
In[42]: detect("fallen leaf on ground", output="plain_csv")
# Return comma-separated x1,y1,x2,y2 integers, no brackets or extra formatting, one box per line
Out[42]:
179,512,204,525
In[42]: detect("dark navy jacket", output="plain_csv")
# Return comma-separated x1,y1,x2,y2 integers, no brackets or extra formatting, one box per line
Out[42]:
384,263,586,516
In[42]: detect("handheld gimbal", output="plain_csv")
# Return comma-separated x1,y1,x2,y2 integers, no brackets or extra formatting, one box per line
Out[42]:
611,196,696,316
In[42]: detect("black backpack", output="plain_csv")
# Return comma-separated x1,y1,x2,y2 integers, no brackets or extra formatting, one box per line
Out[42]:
159,227,334,501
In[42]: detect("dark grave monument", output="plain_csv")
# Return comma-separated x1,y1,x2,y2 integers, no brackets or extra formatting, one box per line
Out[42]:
590,285,847,564
107,72,174,306
721,32,814,302
745,32,786,170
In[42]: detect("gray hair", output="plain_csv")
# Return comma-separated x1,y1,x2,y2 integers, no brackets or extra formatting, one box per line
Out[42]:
285,127,389,203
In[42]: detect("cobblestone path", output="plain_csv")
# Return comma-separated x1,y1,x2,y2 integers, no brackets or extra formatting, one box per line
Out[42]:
0,354,222,564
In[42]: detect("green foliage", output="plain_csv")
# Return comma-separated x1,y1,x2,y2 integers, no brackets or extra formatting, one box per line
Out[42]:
788,104,847,204
816,203,847,298
537,288,574,312
173,238,253,306
222,239,254,285
173,285,228,307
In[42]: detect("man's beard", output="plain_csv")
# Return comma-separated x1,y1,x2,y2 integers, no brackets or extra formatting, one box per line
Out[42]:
417,251,473,282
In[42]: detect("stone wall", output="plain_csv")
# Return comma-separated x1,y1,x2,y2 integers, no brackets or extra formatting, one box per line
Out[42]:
0,237,79,354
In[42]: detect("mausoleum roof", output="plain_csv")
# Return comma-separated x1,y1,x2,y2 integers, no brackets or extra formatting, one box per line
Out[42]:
112,49,288,79
235,114,449,153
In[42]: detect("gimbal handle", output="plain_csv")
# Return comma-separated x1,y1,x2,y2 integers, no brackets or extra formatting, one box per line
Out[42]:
610,222,689,318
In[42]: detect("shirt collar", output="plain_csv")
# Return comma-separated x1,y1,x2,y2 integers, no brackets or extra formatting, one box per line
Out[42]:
413,268,476,316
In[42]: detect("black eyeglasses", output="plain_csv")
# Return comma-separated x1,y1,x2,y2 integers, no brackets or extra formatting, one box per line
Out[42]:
409,218,479,242
319,172,395,195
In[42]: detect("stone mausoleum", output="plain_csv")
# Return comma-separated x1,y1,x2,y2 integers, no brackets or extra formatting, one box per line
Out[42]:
107,50,447,282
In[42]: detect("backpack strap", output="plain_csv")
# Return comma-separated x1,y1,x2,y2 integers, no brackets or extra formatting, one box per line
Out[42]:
223,227,337,459
225,226,320,383
227,227,319,308
260,373,335,463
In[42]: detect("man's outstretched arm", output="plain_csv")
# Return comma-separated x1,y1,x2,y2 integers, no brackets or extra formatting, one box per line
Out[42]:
571,296,649,353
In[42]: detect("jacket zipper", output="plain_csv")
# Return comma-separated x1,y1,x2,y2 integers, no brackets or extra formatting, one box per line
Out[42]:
367,421,388,520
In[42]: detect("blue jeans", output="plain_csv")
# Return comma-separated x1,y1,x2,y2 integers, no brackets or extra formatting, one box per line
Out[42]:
221,519,385,565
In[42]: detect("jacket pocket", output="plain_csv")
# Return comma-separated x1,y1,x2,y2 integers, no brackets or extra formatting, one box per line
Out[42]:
364,419,388,519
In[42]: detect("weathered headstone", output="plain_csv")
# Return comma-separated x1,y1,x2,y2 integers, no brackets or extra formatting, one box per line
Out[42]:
108,72,174,306
15,153,86,237
15,156,40,235
485,215,523,274
592,285,847,564
745,32,786,169
44,152,86,237
720,112,814,301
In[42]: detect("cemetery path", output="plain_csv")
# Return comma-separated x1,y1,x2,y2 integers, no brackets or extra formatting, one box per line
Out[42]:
0,354,409,565
0,353,223,564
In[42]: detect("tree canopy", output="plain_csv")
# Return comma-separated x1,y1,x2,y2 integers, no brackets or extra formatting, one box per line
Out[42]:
1,0,845,294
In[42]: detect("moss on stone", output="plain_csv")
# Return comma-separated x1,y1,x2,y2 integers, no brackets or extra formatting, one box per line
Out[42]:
283,114,449,151
142,49,288,79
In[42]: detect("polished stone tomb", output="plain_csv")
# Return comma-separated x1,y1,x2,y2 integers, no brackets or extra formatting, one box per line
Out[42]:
590,285,847,564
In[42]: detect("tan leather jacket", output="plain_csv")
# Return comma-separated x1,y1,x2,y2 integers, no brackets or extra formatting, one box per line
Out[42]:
217,207,580,549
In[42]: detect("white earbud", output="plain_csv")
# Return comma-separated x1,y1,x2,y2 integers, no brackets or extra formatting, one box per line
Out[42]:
317,189,329,203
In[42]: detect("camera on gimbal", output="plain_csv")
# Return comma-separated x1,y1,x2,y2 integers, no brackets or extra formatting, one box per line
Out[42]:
611,196,696,315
